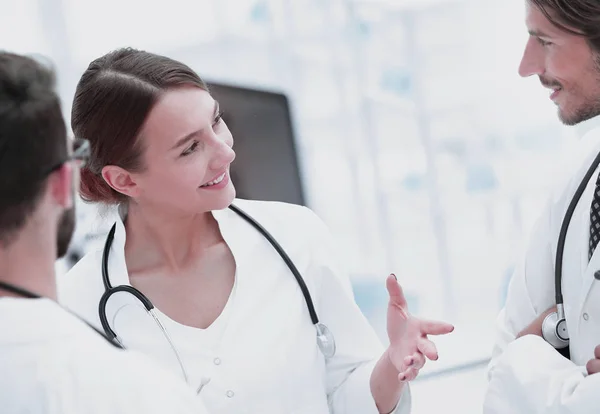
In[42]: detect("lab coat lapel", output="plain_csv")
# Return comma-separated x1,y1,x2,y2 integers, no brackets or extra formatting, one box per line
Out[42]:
108,214,133,287
574,220,600,361
580,222,600,314
100,216,139,326
210,205,261,351
572,198,592,338
554,190,584,344
573,146,600,322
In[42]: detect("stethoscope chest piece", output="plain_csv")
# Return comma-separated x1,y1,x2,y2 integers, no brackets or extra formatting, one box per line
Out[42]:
316,322,336,359
541,310,569,349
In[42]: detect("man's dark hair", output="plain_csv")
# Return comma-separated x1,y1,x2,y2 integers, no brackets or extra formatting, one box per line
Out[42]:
0,52,67,246
529,0,600,53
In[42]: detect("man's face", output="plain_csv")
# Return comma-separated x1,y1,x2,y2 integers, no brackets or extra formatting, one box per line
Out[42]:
56,138,80,259
56,195,75,259
519,2,600,125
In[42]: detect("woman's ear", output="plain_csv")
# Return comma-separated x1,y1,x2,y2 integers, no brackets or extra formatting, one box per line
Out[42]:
101,165,141,199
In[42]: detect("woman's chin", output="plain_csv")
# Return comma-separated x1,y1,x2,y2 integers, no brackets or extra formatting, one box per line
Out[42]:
188,181,236,212
209,184,236,210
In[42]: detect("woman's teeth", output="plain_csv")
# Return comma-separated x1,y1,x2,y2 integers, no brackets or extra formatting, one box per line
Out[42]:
201,173,225,187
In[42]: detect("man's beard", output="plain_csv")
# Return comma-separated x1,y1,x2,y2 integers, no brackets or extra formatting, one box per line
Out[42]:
558,95,600,126
56,205,75,259
549,56,600,126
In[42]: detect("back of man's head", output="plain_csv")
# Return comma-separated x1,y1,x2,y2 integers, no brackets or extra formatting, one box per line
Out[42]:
0,52,68,248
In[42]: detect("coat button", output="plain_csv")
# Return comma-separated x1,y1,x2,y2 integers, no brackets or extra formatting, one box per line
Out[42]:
226,390,235,398
213,357,221,365
595,270,600,280
584,313,590,321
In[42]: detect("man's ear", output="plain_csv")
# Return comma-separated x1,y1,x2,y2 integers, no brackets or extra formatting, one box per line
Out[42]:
51,163,74,209
101,165,141,199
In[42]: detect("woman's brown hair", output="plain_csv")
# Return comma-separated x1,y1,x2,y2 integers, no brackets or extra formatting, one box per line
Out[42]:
71,47,208,204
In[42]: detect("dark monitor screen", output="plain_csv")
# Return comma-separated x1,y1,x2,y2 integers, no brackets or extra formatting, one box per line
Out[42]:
207,82,306,207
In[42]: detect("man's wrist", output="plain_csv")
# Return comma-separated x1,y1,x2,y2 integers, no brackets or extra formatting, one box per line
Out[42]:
516,325,542,339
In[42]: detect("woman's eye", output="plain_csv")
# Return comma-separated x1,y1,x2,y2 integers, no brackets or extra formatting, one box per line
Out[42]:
213,111,224,127
181,141,199,156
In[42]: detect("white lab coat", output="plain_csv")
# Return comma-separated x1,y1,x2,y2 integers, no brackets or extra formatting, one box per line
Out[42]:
58,199,411,414
0,297,209,414
484,127,600,413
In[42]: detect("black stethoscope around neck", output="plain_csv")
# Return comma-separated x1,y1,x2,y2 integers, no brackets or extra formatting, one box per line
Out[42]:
99,203,336,384
542,150,600,350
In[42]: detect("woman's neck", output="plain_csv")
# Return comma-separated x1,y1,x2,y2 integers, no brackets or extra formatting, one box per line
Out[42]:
123,202,221,273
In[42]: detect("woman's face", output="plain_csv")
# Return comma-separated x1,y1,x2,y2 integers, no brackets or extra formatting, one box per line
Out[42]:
132,86,236,215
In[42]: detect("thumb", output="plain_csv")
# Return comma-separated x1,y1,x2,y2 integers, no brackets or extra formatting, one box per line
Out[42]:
386,274,408,308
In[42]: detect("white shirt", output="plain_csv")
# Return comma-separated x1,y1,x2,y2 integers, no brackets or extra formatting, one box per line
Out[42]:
484,127,600,413
58,199,411,414
0,297,209,414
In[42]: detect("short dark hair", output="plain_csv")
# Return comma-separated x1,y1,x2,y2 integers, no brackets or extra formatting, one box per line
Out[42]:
529,0,600,53
0,52,67,246
71,47,209,204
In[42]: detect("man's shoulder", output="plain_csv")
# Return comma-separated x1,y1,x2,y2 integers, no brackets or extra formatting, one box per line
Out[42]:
56,249,105,327
71,346,206,413
45,335,205,413
0,310,205,414
544,127,600,205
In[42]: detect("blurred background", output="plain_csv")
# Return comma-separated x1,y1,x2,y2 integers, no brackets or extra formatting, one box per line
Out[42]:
4,0,599,411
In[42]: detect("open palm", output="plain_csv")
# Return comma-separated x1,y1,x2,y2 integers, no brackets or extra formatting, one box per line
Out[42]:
385,274,454,382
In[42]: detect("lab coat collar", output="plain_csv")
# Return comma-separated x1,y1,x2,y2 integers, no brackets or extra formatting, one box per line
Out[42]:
108,204,130,288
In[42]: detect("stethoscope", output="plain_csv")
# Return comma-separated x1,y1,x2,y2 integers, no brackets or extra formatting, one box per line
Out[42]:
542,150,600,350
98,203,336,385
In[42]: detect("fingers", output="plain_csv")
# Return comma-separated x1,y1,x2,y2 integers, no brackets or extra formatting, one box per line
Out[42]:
398,367,419,382
419,319,455,336
403,352,426,371
595,345,600,360
417,336,439,361
386,274,408,308
587,358,600,375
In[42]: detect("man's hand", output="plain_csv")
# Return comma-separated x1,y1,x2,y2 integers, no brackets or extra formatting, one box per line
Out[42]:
516,306,557,339
586,345,600,375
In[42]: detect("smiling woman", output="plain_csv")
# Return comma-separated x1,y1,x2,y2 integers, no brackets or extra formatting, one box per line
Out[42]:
58,47,454,414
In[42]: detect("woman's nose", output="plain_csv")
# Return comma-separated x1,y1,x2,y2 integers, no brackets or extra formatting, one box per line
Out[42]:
209,140,236,170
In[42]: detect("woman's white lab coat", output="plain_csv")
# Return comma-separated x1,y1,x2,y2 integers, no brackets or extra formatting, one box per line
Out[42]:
484,128,600,413
57,199,411,414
